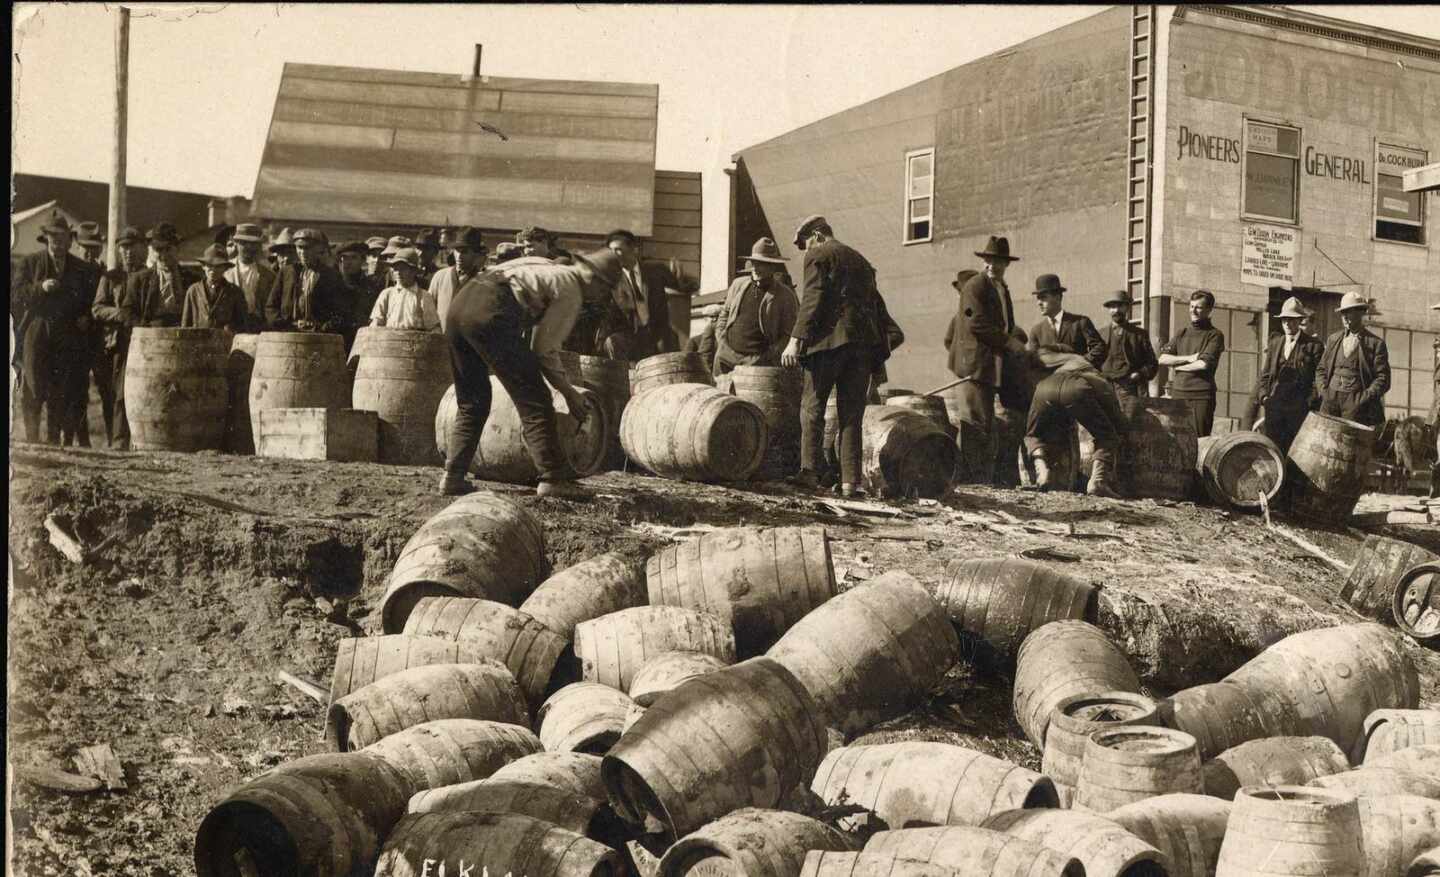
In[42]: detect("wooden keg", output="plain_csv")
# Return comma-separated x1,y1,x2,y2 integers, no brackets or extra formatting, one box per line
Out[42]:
405,778,614,839
433,381,607,484
328,634,518,709
225,333,259,454
247,332,349,450
630,351,713,395
572,606,736,692
1312,767,1440,799
1108,794,1231,877
1342,537,1438,624
1121,397,1199,500
619,384,768,482
577,354,630,470
1043,692,1159,807
518,553,647,645
1286,411,1375,524
1014,620,1142,749
628,652,730,707
1394,562,1440,646
865,826,1083,877
728,365,804,480
536,682,635,755
488,752,604,800
933,557,1097,664
861,405,958,498
350,327,452,465
374,812,621,877
887,394,956,437
1202,736,1351,801
1196,430,1285,511
981,809,1169,877
659,808,855,877
123,327,229,451
1215,786,1365,877
1074,726,1203,812
362,719,541,798
1356,794,1440,877
1358,709,1440,765
325,662,529,752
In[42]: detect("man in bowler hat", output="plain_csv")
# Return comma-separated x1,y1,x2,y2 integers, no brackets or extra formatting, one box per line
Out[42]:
1027,274,1104,366
1251,296,1324,453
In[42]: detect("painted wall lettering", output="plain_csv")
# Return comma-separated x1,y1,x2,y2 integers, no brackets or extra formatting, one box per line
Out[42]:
1303,146,1371,184
1176,125,1240,162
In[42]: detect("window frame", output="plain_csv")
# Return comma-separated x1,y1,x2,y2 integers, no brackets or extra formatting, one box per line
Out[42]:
1240,117,1302,227
902,147,935,245
1373,139,1428,248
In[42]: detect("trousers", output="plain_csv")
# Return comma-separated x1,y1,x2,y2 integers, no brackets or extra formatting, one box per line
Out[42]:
1173,394,1216,438
1320,388,1380,428
799,343,873,486
1260,402,1308,454
443,278,573,483
949,380,996,485
1024,371,1125,457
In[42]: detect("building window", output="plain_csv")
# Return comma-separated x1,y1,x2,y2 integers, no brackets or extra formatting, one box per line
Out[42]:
1375,143,1427,245
1242,120,1301,224
904,148,934,244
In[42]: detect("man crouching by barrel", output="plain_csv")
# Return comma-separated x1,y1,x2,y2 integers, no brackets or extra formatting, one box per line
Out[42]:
438,249,623,500
1024,350,1125,498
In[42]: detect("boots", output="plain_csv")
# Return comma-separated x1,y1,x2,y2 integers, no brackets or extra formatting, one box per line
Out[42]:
1087,446,1122,499
1027,449,1053,491
437,471,474,496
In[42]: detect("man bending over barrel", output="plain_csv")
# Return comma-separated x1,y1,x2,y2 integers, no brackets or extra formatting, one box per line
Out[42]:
439,249,623,500
1024,349,1125,498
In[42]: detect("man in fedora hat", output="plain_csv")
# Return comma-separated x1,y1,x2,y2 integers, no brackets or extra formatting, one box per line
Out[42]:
1027,274,1104,366
441,248,623,500
121,222,185,329
182,244,249,331
1251,295,1324,453
12,213,100,444
948,234,1029,484
226,222,276,328
265,228,348,332
369,248,440,331
1159,289,1226,437
781,215,887,497
1024,349,1127,498
431,227,488,334
711,237,798,377
414,228,443,287
76,221,105,266
1316,291,1390,429
1098,290,1159,401
91,225,148,449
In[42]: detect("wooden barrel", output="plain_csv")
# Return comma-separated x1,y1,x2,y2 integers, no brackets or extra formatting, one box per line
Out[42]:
658,808,855,877
123,327,229,451
628,652,730,707
631,351,713,396
225,333,259,454
647,525,836,657
1121,397,1198,500
248,331,350,450
865,826,1084,877
1075,726,1203,812
325,662,529,752
374,811,622,877
1196,431,1285,510
812,742,1058,831
1043,692,1159,807
1014,620,1142,749
378,491,548,634
1395,562,1440,646
1215,786,1365,877
620,383,768,482
1357,794,1440,877
327,634,521,724
573,606,736,692
537,682,635,754
767,570,959,737
981,809,1169,877
861,405,958,498
404,780,626,851
602,657,827,842
1108,794,1231,877
434,380,608,484
362,719,542,797
519,552,647,644
488,751,605,800
932,557,1097,664
798,851,958,877
194,752,411,877
728,365,804,480
1368,744,1440,777
400,596,569,711
1358,709,1440,765
1286,412,1376,524
1343,537,1439,623
1311,767,1440,798
577,354,630,470
350,327,451,465
887,394,956,437
1411,847,1440,876
1202,736,1351,801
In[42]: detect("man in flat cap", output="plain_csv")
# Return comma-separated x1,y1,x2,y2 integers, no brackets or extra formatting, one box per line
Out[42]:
12,214,99,444
712,237,798,377
91,225,148,449
431,227,487,334
226,223,276,329
781,215,888,498
1158,289,1226,437
182,245,249,331
1250,296,1324,453
1316,291,1390,429
1097,290,1159,402
369,248,440,331
121,222,185,328
365,236,389,280
264,228,348,332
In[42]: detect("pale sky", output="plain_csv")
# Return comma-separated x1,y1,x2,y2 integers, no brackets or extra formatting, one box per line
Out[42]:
13,4,1440,291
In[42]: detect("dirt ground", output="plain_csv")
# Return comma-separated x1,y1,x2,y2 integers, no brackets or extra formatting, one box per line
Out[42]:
6,441,1438,875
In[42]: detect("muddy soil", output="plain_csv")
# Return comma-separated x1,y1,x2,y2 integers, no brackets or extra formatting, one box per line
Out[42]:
7,442,1437,875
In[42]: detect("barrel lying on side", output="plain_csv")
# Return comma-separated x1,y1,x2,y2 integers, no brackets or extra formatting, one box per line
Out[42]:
931,557,1097,665
658,808,856,877
1201,735,1351,801
537,682,636,754
865,826,1083,877
488,751,606,800
326,662,529,752
1367,744,1440,777
573,606,736,692
620,383,769,482
519,552,647,644
1286,412,1375,524
860,405,958,499
124,327,230,451
1108,794,1230,877
1412,847,1440,877
1195,431,1284,511
1341,536,1438,624
1358,709,1440,765
628,652,730,708
1310,766,1440,799
405,778,624,850
981,809,1170,877
1014,620,1142,749
1357,794,1440,877
434,380,609,484
374,811,622,877
1395,562,1440,647
798,851,961,877
362,719,542,797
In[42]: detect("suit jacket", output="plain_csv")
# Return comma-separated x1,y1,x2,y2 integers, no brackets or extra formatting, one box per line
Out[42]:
182,279,250,331
793,238,882,357
1317,327,1390,425
1098,320,1159,384
947,271,1016,387
1028,311,1105,368
11,250,98,395
264,262,348,330
713,274,798,369
1254,332,1324,412
92,267,135,351
121,266,187,328
608,259,681,358
225,261,276,327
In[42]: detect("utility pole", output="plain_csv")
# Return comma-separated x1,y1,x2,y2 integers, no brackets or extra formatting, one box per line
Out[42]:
472,44,483,78
108,6,129,268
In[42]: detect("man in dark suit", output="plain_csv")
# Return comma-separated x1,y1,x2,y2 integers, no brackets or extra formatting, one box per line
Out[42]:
1316,291,1390,429
1026,273,1104,366
605,229,684,360
780,215,885,498
948,235,1029,484
91,225,147,449
11,214,99,444
1097,290,1159,401
1252,296,1324,453
120,223,187,328
264,227,349,331
225,222,276,329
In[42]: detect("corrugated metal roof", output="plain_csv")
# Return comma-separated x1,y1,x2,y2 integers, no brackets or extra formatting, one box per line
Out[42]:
251,63,659,236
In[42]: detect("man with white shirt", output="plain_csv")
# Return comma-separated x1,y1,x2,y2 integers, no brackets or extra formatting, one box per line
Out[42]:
1316,291,1390,429
369,248,440,331
225,223,275,329
1026,274,1104,366
430,227,487,334
605,229,682,360
1252,296,1323,452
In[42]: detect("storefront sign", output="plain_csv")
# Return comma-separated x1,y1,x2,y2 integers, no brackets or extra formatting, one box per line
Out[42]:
1246,124,1279,152
1176,125,1240,163
1241,224,1297,286
1376,143,1427,225
1304,147,1370,185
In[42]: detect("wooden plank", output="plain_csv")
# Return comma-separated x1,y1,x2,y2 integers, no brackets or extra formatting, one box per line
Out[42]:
393,129,655,164
255,191,653,238
257,166,566,206
269,120,395,150
653,209,702,228
561,182,655,212
280,76,500,111
481,76,658,98
648,225,702,245
653,175,703,195
654,193,703,212
498,90,657,119
284,64,659,98
266,143,656,190
274,98,656,141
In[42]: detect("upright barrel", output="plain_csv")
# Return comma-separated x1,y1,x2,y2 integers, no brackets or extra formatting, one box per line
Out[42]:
247,331,350,450
631,351,712,395
350,327,452,465
1343,536,1438,623
861,405,958,499
1043,692,1160,807
434,381,607,484
1196,431,1285,511
1122,397,1198,500
1215,786,1365,877
887,394,956,437
1074,727,1203,812
225,333,259,454
123,327,229,451
728,365,804,480
619,384,768,482
576,354,630,470
1286,412,1375,524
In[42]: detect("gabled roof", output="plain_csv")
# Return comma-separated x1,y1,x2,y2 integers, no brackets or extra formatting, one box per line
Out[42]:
11,200,59,223
11,174,222,242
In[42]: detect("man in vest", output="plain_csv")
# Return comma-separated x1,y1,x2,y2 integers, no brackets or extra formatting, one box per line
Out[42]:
1097,290,1158,401
1316,291,1391,429
712,237,798,377
1158,289,1226,437
1252,296,1324,453
1026,273,1104,366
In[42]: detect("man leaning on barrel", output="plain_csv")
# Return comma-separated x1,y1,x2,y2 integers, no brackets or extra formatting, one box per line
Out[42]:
1316,291,1390,430
1158,289,1225,437
1251,296,1324,453
712,237,798,378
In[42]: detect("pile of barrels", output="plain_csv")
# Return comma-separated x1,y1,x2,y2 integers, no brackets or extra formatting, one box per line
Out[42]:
193,490,1438,877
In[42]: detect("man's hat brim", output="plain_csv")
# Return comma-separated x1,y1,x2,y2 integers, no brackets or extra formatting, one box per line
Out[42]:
975,251,1019,261
1103,297,1134,307
743,254,788,265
